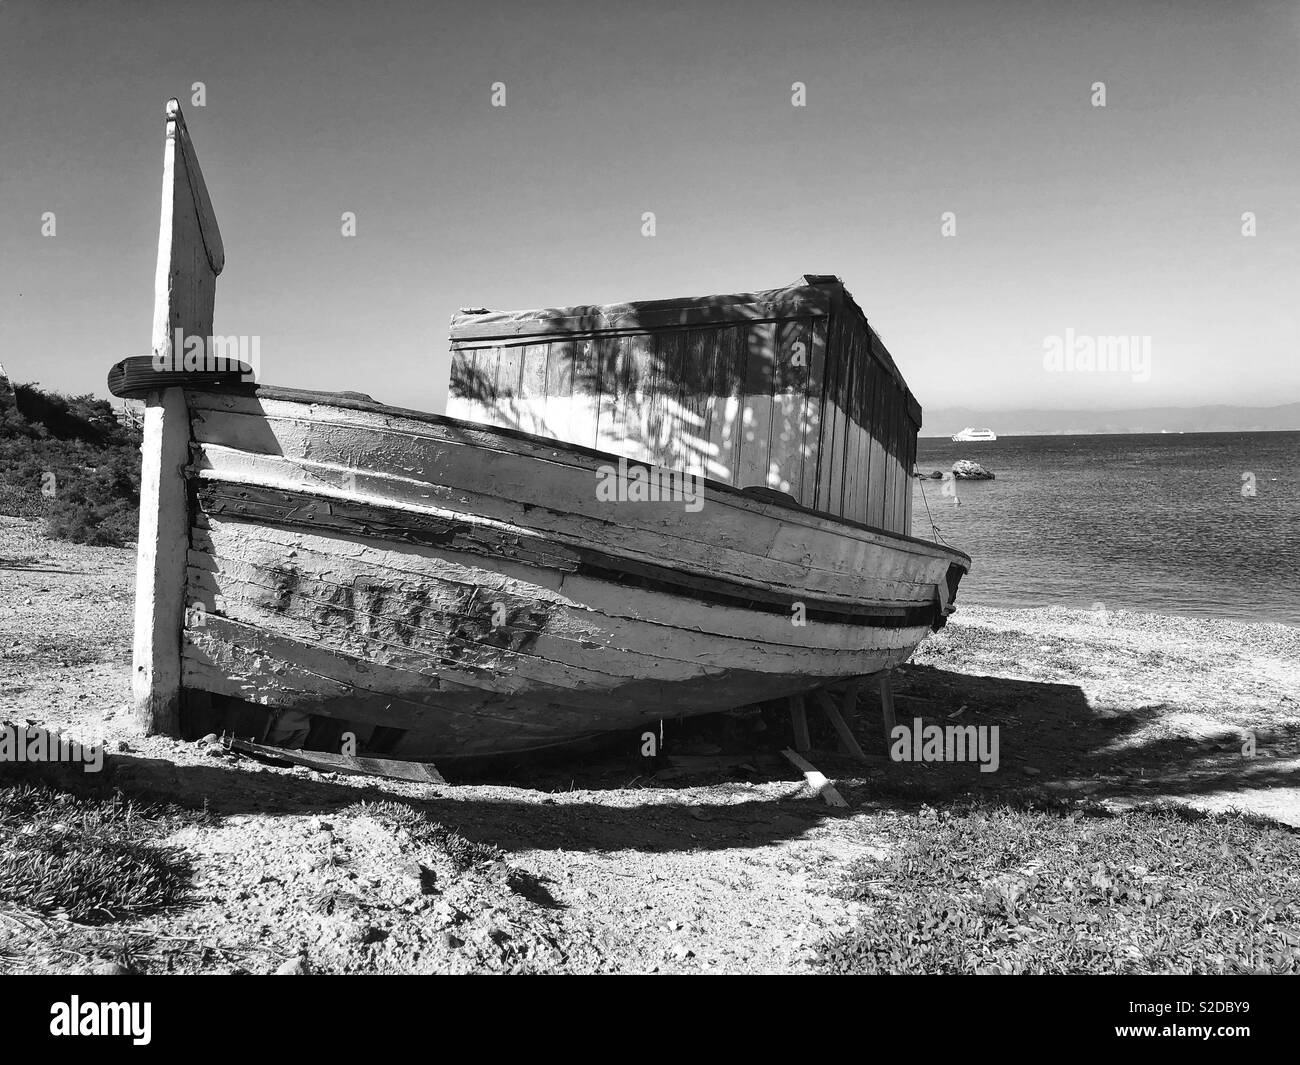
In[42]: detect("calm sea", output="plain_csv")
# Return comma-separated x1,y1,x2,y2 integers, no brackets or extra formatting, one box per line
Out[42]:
912,432,1300,627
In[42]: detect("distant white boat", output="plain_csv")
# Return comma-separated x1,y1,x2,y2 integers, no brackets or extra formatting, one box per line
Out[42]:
951,427,997,442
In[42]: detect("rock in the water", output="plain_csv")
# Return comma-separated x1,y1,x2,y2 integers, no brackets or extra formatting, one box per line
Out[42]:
951,460,995,480
928,470,944,479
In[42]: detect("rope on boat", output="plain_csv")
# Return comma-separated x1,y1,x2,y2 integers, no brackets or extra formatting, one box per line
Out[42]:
915,471,952,548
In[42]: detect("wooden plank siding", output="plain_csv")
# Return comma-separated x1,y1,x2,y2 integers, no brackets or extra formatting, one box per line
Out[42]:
841,325,861,524
710,325,747,484
446,277,922,535
865,358,887,529
737,321,776,491
677,328,716,478
799,318,827,508
771,319,810,497
815,304,844,514
854,339,873,524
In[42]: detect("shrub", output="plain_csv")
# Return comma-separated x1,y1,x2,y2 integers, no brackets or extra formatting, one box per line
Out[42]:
0,382,141,546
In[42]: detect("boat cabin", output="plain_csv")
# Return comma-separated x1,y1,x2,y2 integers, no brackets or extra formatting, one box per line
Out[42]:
447,276,921,535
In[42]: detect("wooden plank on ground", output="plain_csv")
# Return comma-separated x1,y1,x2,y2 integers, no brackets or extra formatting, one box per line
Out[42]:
781,748,849,807
228,737,446,784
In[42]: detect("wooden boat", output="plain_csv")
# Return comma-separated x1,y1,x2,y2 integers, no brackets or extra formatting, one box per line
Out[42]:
109,100,970,760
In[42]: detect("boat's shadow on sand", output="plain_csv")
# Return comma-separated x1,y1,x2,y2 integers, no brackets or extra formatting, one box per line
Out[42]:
90,664,1300,853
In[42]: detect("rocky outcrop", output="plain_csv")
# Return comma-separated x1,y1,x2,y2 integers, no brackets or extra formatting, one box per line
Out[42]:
951,459,995,480
0,361,13,412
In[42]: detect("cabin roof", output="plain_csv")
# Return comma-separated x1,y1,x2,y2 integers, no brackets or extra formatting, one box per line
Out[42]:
449,275,919,420
449,276,832,337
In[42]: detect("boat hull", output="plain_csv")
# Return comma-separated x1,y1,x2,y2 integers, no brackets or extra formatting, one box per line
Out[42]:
176,386,969,758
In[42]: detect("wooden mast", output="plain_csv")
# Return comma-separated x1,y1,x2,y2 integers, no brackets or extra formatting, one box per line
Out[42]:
132,98,224,735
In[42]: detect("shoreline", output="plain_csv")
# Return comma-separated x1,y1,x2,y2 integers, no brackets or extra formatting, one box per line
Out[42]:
917,427,1300,439
955,596,1300,632
955,594,1299,632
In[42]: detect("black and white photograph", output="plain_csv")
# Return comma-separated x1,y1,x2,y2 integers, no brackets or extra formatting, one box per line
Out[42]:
0,0,1296,1027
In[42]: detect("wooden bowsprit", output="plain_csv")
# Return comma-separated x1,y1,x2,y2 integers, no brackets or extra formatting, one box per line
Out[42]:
131,97,227,738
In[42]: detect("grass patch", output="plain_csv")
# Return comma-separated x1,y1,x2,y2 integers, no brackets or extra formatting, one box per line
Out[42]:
345,799,504,870
0,773,198,924
817,800,1300,974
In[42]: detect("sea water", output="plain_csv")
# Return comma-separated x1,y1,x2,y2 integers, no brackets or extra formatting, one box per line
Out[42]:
912,431,1300,626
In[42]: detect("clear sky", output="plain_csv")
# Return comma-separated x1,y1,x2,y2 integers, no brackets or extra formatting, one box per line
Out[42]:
1,0,1297,417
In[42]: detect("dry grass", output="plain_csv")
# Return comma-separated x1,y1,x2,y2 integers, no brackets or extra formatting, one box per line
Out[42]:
0,778,197,923
344,799,505,869
817,798,1300,974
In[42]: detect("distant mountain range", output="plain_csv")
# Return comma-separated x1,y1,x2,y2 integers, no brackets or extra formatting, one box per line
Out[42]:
921,404,1300,437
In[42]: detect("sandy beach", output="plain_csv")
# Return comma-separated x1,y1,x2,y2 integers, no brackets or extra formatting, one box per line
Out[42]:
2,514,1297,974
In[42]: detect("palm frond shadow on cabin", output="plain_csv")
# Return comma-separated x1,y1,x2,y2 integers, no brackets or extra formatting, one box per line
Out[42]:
447,293,824,496
446,278,923,531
